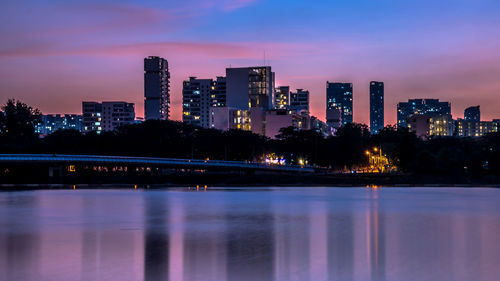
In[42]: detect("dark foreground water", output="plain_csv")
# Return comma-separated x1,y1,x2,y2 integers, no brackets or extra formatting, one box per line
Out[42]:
1,187,500,281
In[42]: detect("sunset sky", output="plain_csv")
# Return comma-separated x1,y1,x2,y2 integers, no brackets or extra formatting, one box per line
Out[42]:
1,0,500,124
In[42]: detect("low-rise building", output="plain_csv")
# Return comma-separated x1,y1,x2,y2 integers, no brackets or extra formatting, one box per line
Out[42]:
455,119,498,137
210,107,316,138
265,109,309,139
408,114,454,138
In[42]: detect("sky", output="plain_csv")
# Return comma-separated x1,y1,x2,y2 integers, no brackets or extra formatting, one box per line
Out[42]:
1,0,500,124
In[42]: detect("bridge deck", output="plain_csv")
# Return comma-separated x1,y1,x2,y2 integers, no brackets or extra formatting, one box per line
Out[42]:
0,154,315,173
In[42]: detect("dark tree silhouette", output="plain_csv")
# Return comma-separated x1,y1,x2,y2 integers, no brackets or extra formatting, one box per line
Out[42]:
0,99,41,143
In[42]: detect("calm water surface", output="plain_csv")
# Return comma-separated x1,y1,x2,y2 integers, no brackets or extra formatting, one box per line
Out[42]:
1,187,500,281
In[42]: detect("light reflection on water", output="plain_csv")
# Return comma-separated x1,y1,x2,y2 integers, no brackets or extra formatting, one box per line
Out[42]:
1,187,500,281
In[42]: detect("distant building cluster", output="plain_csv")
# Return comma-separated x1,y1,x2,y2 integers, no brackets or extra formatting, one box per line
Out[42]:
183,66,329,138
35,114,82,135
33,55,499,138
398,101,498,138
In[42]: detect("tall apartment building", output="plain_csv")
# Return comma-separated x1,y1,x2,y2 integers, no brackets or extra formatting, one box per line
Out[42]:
226,66,275,110
182,77,220,128
212,76,227,108
464,106,480,122
144,56,170,120
326,82,353,128
397,99,451,128
274,86,290,109
82,101,135,133
35,114,82,135
290,89,309,113
369,81,384,134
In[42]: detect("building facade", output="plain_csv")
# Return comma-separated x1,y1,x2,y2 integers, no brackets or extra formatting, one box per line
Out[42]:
407,114,454,138
102,102,135,132
369,81,384,134
35,114,82,135
144,56,170,120
290,89,309,113
182,77,214,128
211,76,227,108
455,119,497,137
274,86,290,109
209,107,251,131
397,99,451,128
464,106,480,122
82,102,102,133
226,66,274,110
182,77,227,128
326,82,353,129
82,101,135,133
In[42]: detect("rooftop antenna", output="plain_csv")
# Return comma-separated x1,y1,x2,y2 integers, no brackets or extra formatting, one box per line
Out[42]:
264,50,266,66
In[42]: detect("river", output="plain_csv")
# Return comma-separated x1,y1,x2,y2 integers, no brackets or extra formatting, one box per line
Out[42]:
1,187,499,281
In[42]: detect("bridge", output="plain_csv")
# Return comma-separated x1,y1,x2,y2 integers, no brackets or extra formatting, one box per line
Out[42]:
0,154,315,173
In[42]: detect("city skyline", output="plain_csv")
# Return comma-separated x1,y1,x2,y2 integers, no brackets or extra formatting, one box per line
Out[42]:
1,0,500,124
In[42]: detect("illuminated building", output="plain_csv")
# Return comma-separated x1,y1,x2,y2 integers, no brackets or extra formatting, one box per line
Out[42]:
407,114,454,138
290,89,309,113
212,76,227,108
455,119,497,137
226,66,275,110
494,119,500,127
182,77,227,128
144,56,170,120
464,106,480,122
428,115,455,137
82,101,135,133
35,114,82,135
397,99,451,128
209,107,251,131
369,81,384,134
274,86,290,109
82,102,102,133
183,77,213,128
326,82,353,128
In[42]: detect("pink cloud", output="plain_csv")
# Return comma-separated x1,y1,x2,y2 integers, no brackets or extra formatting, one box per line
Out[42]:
0,40,314,60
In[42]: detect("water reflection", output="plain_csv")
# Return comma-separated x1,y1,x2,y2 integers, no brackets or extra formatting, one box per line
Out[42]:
1,188,500,281
0,194,40,281
144,193,169,281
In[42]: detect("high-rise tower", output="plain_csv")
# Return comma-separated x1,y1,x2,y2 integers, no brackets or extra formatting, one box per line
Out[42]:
144,56,170,120
326,82,353,128
370,81,384,134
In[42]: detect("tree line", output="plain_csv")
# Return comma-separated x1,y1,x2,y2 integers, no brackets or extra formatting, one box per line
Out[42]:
1,99,499,178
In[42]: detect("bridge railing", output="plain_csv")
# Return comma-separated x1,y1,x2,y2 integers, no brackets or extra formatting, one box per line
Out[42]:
0,154,315,173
